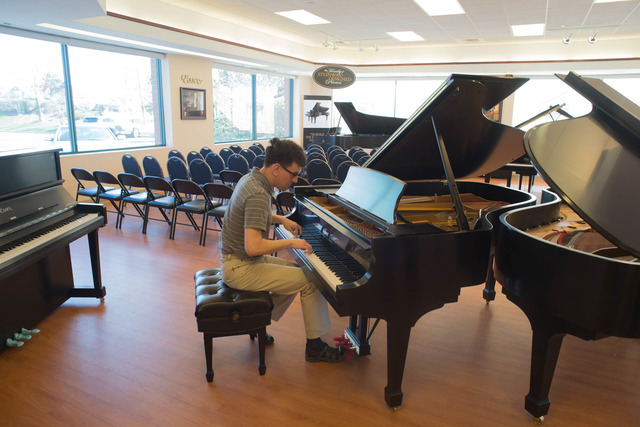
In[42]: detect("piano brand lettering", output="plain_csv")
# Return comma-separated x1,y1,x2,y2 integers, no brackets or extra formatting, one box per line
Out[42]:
0,206,12,214
181,74,203,85
312,66,356,89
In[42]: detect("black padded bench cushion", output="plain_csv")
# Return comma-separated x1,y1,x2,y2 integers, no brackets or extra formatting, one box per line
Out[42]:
194,268,273,335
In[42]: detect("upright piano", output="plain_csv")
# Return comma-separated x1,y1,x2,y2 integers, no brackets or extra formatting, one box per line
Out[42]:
277,74,537,407
492,72,640,422
0,149,106,350
312,102,406,149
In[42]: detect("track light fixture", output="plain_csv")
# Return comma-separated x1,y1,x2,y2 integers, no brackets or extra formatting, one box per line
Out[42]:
562,34,572,44
588,33,598,44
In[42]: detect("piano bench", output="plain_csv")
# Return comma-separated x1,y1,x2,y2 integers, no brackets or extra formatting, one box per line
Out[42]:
194,268,273,381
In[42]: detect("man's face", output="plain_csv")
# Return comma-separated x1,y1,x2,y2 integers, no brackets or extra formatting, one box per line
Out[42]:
274,162,302,190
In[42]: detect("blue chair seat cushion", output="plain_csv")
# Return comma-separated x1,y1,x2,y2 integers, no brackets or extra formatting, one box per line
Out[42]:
148,195,178,209
123,192,149,204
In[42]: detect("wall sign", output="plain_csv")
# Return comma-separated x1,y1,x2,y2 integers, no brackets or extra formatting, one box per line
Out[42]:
312,66,356,89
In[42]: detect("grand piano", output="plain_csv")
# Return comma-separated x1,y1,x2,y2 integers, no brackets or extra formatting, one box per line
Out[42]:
277,74,538,407
492,72,640,423
312,102,406,150
0,149,106,350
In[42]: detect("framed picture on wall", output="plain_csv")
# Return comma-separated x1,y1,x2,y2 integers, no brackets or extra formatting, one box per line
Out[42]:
180,87,206,120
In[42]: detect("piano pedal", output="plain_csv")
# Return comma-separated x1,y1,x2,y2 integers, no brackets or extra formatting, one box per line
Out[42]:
533,416,544,425
14,332,32,340
6,338,24,347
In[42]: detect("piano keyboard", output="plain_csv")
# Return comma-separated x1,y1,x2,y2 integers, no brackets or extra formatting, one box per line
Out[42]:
279,224,366,291
0,213,100,268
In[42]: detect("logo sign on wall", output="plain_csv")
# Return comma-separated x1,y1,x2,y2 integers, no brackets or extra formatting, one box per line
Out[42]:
312,65,356,89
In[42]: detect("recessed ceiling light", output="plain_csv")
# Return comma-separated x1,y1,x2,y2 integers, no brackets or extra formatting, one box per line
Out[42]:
414,0,465,16
275,10,330,25
387,31,424,42
511,24,545,37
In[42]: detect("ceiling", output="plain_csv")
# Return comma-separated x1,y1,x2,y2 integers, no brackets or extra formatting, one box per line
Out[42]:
2,0,640,75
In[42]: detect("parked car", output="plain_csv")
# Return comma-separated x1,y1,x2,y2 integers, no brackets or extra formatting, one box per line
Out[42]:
47,123,126,152
82,116,140,138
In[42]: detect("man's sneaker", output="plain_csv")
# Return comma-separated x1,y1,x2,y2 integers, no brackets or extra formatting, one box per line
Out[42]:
305,342,346,363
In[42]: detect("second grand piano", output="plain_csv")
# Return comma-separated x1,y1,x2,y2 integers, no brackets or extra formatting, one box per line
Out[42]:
277,74,537,407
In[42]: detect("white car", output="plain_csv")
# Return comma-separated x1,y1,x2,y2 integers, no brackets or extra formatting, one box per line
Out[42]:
48,124,126,152
82,116,140,138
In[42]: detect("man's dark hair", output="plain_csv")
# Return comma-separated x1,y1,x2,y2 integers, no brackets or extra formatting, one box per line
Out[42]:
263,138,307,168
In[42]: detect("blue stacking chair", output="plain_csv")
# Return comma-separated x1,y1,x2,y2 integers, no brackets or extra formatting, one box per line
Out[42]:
167,156,190,182
189,158,214,187
122,154,143,177
305,159,332,184
204,152,226,181
252,154,265,169
168,149,186,163
227,153,250,175
219,147,233,166
239,148,256,168
142,155,167,181
187,150,204,165
200,146,213,158
248,144,263,156
336,161,358,182
228,144,242,153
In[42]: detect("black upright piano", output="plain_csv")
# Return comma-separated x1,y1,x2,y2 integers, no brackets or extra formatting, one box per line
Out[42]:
0,149,106,350
312,102,406,149
492,72,640,422
277,74,538,407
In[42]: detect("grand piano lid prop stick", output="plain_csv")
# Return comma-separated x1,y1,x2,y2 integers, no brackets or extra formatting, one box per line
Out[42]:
494,71,640,423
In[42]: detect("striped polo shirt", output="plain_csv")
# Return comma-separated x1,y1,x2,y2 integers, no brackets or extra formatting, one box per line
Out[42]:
219,167,274,260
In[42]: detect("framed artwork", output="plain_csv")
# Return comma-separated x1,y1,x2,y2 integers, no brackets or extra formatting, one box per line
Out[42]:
180,87,206,120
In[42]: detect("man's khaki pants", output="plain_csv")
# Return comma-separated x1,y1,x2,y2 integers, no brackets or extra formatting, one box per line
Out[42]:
221,254,331,339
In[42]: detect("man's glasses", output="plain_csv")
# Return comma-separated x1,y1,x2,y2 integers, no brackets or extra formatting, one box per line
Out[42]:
278,163,300,178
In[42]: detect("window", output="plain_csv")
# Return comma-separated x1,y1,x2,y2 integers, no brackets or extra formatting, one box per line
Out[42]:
332,78,443,133
0,32,164,154
512,78,593,131
212,68,293,143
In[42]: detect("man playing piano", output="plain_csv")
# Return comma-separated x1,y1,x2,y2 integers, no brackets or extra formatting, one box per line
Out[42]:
219,138,346,363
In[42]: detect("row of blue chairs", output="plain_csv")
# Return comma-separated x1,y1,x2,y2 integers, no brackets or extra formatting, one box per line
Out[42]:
70,167,235,246
304,144,371,184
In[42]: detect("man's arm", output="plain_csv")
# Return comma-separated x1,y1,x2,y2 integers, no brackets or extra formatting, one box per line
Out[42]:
244,227,312,257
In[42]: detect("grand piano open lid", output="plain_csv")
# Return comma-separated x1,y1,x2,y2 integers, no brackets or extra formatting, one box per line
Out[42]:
524,71,640,258
364,74,530,181
334,102,406,135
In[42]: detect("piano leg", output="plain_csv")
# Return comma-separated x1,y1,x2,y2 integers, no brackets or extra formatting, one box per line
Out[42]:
384,320,412,408
68,229,106,299
525,330,566,420
482,253,497,303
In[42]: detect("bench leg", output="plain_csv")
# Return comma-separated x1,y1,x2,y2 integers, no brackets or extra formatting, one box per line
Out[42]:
257,327,267,375
204,333,214,382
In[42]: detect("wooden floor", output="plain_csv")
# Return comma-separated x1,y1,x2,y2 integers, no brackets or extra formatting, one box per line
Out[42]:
1,178,640,426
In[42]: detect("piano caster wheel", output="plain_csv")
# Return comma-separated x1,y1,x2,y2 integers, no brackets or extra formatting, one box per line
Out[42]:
533,416,544,425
